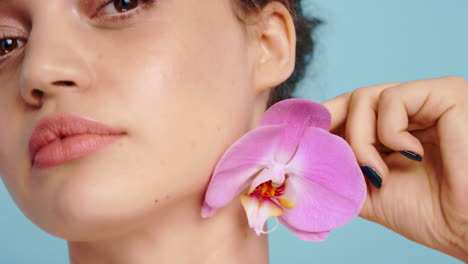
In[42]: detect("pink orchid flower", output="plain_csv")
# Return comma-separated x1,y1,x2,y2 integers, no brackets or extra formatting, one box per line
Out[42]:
201,98,366,241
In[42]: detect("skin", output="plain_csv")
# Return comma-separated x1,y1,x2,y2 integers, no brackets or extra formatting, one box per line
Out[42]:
0,0,466,263
323,76,468,262
0,0,296,263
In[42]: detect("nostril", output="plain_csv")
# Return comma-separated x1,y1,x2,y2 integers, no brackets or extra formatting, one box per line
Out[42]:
31,89,44,99
52,80,75,86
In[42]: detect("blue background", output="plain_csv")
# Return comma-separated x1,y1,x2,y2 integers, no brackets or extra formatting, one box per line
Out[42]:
1,0,466,263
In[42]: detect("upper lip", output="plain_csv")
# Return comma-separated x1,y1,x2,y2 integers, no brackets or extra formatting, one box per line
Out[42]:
29,113,125,159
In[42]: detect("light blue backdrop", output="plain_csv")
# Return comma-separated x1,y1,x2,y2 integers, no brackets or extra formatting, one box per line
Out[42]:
270,0,466,263
1,0,466,263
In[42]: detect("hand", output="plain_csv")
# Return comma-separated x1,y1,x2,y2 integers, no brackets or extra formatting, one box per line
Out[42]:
322,76,468,262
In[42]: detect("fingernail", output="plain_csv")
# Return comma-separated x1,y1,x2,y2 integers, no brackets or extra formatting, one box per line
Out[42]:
360,166,382,189
400,151,423,162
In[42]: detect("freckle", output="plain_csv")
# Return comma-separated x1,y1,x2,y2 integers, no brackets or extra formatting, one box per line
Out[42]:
154,199,159,204
216,124,221,132
165,194,170,200
190,140,196,149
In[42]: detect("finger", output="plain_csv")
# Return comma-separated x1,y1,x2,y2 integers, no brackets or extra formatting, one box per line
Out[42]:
376,76,463,157
345,83,400,186
321,92,351,132
376,87,425,156
358,182,377,221
412,127,438,145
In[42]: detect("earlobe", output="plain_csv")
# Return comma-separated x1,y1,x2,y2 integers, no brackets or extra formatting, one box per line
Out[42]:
253,2,296,95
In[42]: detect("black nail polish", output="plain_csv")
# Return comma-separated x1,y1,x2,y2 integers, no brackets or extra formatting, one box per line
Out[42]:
360,166,382,189
400,151,423,162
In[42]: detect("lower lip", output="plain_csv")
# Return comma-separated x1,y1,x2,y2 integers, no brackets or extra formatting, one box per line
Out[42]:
32,134,123,169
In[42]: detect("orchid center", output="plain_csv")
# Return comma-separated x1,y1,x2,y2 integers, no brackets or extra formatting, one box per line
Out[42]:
240,177,298,235
255,181,284,199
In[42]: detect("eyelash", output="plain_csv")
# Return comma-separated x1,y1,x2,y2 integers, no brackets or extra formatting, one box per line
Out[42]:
0,0,156,61
0,33,26,61
93,0,156,24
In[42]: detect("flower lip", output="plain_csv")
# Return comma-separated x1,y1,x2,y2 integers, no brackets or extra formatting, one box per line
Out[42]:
28,113,126,159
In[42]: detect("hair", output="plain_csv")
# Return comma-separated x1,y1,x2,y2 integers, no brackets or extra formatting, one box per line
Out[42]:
234,0,322,108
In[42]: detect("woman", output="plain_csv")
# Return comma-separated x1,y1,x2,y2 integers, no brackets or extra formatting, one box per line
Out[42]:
0,0,466,263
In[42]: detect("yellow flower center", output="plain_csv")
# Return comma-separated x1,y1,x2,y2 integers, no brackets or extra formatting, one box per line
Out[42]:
255,181,285,198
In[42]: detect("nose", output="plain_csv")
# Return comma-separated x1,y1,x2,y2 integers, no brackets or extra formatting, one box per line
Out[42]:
19,15,94,107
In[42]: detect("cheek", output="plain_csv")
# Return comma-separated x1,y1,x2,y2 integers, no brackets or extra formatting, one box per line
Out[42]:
108,5,256,194
124,29,255,196
0,92,36,211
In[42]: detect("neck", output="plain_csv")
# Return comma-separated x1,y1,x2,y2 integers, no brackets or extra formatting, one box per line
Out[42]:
68,195,269,264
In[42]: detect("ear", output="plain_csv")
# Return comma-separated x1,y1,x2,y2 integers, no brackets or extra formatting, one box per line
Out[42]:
252,2,296,96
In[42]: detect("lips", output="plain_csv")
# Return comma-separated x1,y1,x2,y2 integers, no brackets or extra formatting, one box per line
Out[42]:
29,114,125,168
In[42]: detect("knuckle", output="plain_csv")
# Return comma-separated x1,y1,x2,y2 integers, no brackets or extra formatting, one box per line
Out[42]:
442,75,468,89
351,82,401,101
351,87,368,98
443,75,466,83
379,87,398,102
377,126,392,143
379,82,402,88
442,75,468,96
337,91,352,98
330,92,351,102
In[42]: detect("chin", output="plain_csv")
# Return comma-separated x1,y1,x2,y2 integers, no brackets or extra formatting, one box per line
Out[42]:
28,157,166,241
35,186,160,241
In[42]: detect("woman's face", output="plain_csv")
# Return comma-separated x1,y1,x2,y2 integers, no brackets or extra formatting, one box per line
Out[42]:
0,0,273,240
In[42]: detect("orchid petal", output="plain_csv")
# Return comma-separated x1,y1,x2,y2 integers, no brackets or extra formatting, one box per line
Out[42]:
260,98,331,130
277,179,297,209
279,176,361,232
202,125,285,217
260,99,332,165
280,127,366,231
240,195,283,235
279,218,330,242
287,126,366,203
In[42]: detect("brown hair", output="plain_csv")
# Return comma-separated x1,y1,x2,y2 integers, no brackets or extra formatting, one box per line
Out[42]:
235,0,322,108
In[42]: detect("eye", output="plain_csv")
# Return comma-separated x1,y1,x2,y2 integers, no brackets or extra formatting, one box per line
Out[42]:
100,0,143,15
112,0,138,12
0,37,25,57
